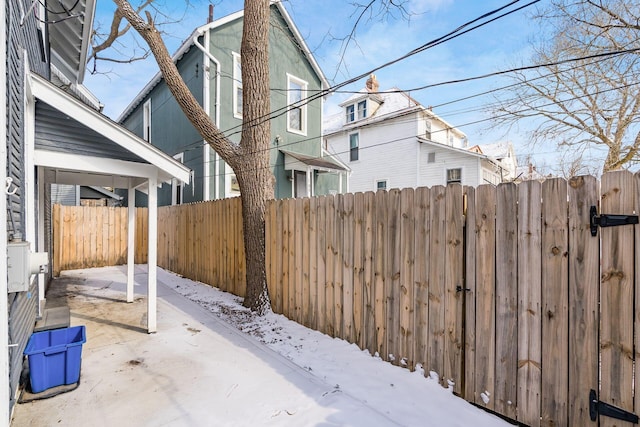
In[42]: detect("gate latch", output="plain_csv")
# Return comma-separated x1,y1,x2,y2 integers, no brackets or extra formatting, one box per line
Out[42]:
590,206,639,237
590,389,639,423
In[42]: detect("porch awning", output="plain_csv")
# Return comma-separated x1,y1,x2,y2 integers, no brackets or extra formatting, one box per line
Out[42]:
30,72,190,334
280,148,349,173
30,72,190,189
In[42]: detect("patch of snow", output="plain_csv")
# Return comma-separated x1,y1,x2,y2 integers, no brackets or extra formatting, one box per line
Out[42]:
158,268,513,426
481,391,491,405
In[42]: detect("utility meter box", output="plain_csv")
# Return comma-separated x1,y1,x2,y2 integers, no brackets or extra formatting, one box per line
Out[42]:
7,242,49,293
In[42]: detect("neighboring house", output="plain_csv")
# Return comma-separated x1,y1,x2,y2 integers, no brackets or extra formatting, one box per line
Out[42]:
118,2,348,205
51,185,123,207
323,75,517,192
2,0,190,421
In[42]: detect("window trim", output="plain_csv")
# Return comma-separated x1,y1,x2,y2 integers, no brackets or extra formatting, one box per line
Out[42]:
232,52,242,119
143,99,151,142
375,179,388,191
286,74,308,135
446,167,462,185
349,132,359,162
346,104,355,123
171,153,185,205
357,100,367,120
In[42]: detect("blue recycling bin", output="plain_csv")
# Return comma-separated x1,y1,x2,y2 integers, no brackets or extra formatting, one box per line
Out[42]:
24,325,86,393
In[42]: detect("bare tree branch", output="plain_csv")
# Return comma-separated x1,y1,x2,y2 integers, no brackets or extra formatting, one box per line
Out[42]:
489,0,640,173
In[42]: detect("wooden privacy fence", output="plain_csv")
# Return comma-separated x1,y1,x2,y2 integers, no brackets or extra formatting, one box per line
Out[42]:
52,204,148,275
52,171,640,426
52,198,246,295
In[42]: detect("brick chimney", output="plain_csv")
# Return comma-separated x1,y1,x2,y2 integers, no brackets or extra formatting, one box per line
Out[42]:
365,74,379,92
207,4,214,24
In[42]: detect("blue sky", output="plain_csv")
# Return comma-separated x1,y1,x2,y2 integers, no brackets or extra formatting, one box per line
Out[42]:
85,0,545,166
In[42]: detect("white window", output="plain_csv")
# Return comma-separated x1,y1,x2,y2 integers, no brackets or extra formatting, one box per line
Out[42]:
357,100,367,119
287,74,307,135
143,99,151,142
349,133,359,162
376,179,387,191
425,120,432,140
446,168,462,184
172,153,184,205
233,52,242,118
346,104,355,123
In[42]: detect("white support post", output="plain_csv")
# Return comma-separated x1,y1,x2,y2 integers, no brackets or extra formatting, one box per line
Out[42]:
147,177,158,333
37,166,45,315
127,186,135,303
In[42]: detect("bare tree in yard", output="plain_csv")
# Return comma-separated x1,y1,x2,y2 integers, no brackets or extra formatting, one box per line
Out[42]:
490,0,640,173
111,0,273,313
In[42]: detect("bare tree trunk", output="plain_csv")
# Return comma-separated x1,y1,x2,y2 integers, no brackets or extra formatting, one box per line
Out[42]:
237,0,273,314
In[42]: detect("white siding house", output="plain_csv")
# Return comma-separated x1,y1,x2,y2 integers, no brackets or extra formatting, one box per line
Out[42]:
323,76,517,193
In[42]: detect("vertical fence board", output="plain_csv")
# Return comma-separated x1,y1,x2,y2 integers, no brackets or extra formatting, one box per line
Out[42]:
516,180,542,427
325,195,336,337
363,192,376,352
463,186,476,401
343,193,355,343
266,200,276,310
308,197,318,329
374,190,387,357
353,192,365,347
335,194,345,339
475,184,496,410
387,189,401,364
302,198,311,327
280,201,290,316
444,184,464,394
294,198,304,323
316,197,327,334
600,171,635,427
429,186,446,379
541,178,569,427
567,176,599,427
400,188,415,369
495,183,518,419
414,187,431,376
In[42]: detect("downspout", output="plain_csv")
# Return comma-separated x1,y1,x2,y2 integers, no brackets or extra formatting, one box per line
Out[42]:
193,29,221,199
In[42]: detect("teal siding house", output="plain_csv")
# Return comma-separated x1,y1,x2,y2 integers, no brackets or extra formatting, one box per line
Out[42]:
119,2,348,205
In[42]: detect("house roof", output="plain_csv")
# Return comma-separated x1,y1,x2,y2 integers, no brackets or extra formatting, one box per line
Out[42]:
48,0,96,84
81,186,123,201
323,88,466,140
31,72,191,188
118,1,328,122
280,148,349,172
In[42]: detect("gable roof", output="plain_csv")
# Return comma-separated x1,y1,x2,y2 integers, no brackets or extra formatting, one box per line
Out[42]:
324,88,466,139
118,1,328,122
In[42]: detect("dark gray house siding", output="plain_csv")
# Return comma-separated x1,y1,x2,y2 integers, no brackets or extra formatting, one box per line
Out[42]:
6,0,50,413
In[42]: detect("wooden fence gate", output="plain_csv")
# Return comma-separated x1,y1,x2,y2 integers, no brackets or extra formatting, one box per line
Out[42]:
459,172,639,427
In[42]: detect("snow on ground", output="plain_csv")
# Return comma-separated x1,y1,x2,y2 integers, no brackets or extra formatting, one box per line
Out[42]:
157,268,513,427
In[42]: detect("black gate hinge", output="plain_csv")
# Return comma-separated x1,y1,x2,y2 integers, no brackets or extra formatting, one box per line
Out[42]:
590,206,639,237
590,389,639,423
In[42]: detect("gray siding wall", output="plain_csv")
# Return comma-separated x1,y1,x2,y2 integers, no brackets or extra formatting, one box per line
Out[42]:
51,184,78,206
35,102,143,162
6,0,49,412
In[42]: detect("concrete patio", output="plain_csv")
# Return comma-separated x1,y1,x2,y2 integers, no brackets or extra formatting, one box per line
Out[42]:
10,266,400,427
